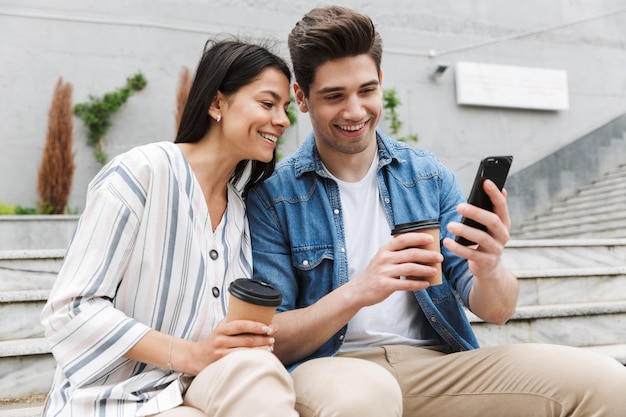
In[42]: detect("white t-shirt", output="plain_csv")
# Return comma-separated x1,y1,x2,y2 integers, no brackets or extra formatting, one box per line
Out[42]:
325,153,438,353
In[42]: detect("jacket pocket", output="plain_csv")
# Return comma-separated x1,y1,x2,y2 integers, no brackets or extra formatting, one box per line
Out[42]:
291,246,334,271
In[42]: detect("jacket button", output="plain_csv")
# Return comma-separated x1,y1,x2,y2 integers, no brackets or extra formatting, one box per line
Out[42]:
302,260,309,266
333,209,339,214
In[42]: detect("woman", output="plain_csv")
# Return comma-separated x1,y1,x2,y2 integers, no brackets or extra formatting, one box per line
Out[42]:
40,38,298,417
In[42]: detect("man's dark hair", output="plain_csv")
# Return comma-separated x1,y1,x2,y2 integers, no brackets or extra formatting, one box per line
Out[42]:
288,6,383,97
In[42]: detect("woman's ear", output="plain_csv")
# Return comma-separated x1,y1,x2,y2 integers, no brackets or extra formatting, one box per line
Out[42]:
293,83,308,113
208,91,225,121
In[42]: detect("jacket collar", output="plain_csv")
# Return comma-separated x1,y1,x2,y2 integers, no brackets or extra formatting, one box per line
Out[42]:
292,128,398,178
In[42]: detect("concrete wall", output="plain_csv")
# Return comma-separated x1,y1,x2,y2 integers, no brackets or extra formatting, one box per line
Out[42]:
1,0,626,213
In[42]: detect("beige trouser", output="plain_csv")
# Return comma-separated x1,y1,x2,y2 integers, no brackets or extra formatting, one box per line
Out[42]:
292,343,626,417
154,349,298,417
292,355,403,417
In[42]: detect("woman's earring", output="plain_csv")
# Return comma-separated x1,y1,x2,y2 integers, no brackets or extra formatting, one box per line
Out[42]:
216,114,221,122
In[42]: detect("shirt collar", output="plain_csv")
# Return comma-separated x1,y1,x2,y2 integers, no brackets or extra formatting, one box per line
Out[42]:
293,128,399,178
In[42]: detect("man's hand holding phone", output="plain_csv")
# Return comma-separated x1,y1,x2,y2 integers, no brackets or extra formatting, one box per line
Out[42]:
443,155,518,325
454,156,513,246
449,179,512,251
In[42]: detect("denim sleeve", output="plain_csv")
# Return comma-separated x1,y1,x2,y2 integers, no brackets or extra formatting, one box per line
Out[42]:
247,186,298,312
438,164,474,307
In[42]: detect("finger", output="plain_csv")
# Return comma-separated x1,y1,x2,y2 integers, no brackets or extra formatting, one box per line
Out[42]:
223,333,276,350
448,219,504,256
483,180,511,229
457,201,510,250
265,323,278,336
392,246,443,266
221,320,274,336
445,237,504,279
391,255,439,275
454,202,507,245
388,231,434,251
384,275,431,292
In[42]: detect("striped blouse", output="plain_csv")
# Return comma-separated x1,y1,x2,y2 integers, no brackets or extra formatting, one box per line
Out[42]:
40,141,253,416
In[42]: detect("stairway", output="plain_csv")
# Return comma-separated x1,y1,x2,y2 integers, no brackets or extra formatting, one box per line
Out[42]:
470,238,626,363
511,162,626,239
0,249,63,417
506,113,626,232
2,221,626,416
0,216,74,417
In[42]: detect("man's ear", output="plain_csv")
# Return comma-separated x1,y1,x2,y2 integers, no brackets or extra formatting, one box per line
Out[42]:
293,83,309,113
379,70,383,84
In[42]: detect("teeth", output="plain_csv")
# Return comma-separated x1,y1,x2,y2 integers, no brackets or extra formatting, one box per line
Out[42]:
338,123,365,132
260,132,278,143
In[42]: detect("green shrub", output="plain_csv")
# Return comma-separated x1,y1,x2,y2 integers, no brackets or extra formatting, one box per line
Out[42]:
74,72,147,164
383,88,419,143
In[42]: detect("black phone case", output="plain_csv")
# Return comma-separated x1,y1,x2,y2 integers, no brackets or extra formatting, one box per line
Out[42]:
455,155,513,246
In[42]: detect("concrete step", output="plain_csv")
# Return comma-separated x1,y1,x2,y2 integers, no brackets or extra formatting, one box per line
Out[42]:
503,239,626,306
516,266,626,307
0,215,77,251
0,339,55,401
0,250,64,292
516,211,626,237
513,217,626,239
469,301,626,356
0,395,46,417
549,192,626,215
0,290,47,340
520,194,626,225
560,174,626,201
502,238,626,270
511,163,626,239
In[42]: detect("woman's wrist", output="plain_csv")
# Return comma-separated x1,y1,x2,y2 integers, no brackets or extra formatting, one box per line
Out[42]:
171,338,201,375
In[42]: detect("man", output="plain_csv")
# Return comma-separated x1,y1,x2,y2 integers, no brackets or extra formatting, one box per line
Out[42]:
247,5,626,416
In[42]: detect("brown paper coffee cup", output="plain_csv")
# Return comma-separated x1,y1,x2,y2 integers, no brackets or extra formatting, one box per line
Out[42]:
391,219,443,286
225,278,282,325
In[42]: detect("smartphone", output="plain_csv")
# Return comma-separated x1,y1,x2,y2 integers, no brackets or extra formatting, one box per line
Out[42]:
455,155,513,246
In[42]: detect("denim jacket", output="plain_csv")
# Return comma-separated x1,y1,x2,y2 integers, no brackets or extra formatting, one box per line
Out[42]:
248,129,479,369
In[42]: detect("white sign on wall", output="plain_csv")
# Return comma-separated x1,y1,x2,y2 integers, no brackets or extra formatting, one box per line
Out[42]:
455,61,569,111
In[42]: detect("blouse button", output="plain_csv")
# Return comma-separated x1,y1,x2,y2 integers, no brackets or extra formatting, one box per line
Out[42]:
209,250,219,260
212,287,220,297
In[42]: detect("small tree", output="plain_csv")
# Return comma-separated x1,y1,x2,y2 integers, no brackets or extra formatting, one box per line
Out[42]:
74,72,147,165
37,77,75,214
175,66,192,133
276,95,298,161
382,88,418,143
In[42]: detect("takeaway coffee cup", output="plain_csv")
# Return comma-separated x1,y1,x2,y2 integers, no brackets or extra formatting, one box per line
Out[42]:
225,278,282,325
391,219,443,286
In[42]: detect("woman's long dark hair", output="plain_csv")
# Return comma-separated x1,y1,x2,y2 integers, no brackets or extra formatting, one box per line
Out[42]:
175,37,291,197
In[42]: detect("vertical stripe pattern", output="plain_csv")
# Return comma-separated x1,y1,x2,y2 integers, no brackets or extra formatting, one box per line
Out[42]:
40,141,252,416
